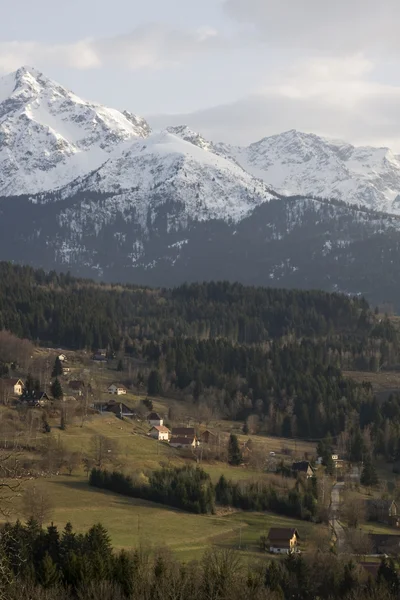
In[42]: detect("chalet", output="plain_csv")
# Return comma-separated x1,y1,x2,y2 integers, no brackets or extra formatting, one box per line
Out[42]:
58,354,67,362
108,383,127,396
21,390,50,407
365,499,399,527
368,533,400,555
200,430,216,445
0,378,24,396
267,528,299,554
68,380,85,396
148,412,163,427
170,436,197,449
106,402,134,419
62,367,70,374
149,425,171,441
292,461,315,479
93,349,107,362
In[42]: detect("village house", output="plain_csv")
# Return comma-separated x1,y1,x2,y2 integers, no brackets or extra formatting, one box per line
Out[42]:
107,383,127,396
68,380,86,396
147,412,163,427
170,436,197,449
365,499,399,527
149,425,171,441
292,461,315,479
267,528,300,554
58,354,67,362
106,402,135,419
93,349,108,362
0,378,24,396
21,390,50,407
368,533,400,555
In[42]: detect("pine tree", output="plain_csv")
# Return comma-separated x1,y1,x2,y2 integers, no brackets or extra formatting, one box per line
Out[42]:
51,377,63,400
117,359,124,372
52,357,63,378
361,454,379,486
38,552,60,588
147,370,163,396
228,434,242,466
60,408,66,431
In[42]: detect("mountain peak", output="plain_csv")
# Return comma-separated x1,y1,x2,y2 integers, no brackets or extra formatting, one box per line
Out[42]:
0,66,151,196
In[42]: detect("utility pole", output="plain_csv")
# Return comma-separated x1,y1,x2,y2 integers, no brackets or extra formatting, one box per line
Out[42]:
239,523,242,550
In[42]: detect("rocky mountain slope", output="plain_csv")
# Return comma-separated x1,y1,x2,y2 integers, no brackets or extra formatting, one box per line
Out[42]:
0,66,150,196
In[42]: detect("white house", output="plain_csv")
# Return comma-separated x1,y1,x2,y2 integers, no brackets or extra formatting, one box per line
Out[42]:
149,425,170,441
58,354,67,362
108,383,127,396
147,412,163,427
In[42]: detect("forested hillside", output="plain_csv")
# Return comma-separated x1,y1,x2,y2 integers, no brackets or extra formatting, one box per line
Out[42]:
0,261,381,348
2,262,399,442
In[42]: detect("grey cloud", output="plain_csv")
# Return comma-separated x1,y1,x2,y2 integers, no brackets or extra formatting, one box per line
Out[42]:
0,24,231,73
149,85,400,150
224,0,400,54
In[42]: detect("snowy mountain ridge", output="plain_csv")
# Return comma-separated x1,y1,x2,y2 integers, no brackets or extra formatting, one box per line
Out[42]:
60,129,276,228
0,66,150,196
2,67,400,217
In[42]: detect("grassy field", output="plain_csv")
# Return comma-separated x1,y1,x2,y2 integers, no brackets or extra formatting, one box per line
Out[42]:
10,475,320,561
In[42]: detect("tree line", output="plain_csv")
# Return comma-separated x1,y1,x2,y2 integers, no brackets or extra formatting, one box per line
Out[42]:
0,262,387,350
89,465,215,515
1,519,400,599
89,464,321,523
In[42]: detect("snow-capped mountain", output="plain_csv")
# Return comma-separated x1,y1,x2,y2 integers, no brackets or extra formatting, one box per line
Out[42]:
62,129,275,228
0,66,150,196
163,126,400,214
224,130,400,214
3,67,400,308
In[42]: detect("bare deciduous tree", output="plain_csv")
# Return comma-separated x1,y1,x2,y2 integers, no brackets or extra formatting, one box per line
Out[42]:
21,485,53,526
90,434,119,469
65,451,81,476
0,330,34,370
342,492,366,528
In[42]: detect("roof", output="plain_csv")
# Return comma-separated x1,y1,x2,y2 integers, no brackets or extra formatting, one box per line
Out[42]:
170,436,195,445
23,391,49,400
359,562,380,578
268,528,299,541
151,426,170,433
107,403,133,413
69,380,85,389
0,378,23,386
148,412,161,420
292,461,314,472
171,427,195,437
109,383,127,389
200,429,215,437
365,499,395,510
368,534,400,553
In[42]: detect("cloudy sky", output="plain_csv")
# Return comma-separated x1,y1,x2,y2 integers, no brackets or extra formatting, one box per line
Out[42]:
2,0,400,147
